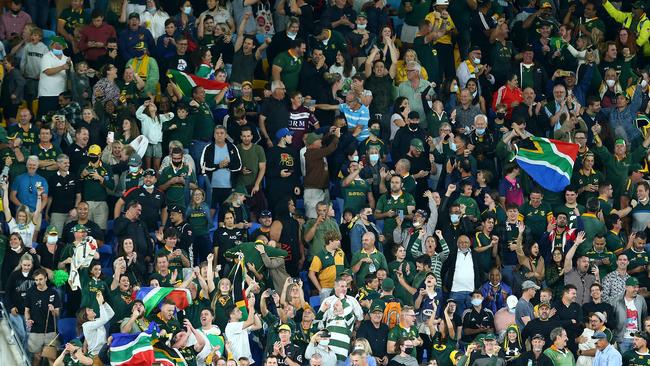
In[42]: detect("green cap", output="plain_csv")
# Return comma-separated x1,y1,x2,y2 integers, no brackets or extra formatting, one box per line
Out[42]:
538,301,551,309
46,225,58,235
626,276,640,286
629,163,643,174
73,224,87,233
410,138,425,152
381,278,395,291
483,333,497,341
232,185,250,197
49,35,67,49
474,334,487,345
615,138,627,146
358,11,368,18
370,300,385,313
69,338,83,347
632,0,645,9
306,133,323,146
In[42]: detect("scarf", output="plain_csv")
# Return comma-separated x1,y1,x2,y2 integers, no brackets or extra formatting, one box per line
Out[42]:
132,55,151,80
464,59,478,76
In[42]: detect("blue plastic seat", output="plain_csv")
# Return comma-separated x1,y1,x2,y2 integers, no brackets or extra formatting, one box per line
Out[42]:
58,318,78,344
309,295,321,311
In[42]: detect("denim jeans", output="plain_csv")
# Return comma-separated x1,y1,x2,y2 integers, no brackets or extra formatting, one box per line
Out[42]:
9,313,27,351
449,291,471,317
619,338,634,354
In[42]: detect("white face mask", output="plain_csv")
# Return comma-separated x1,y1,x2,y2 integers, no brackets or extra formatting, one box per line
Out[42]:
287,31,297,40
184,6,192,14
129,166,139,174
606,79,616,87
369,153,379,164
351,155,359,162
451,85,459,93
473,57,481,65
356,23,367,30
642,80,648,88
143,184,155,190
47,236,58,244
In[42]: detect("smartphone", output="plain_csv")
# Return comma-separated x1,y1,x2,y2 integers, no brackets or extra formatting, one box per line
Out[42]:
107,131,115,144
306,99,316,108
398,210,404,220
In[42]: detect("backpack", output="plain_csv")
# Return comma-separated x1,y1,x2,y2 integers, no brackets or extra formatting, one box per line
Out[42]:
383,300,402,329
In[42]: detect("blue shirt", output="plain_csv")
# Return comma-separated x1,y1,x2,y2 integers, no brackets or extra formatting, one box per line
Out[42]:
11,173,48,212
211,144,231,188
593,344,622,366
339,103,370,141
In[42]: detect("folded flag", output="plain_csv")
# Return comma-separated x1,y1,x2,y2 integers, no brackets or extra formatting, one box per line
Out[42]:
231,253,249,321
152,338,188,366
515,137,579,192
166,69,228,106
109,323,158,366
136,287,192,315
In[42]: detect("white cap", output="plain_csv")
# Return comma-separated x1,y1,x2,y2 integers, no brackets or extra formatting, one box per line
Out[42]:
435,0,449,5
506,295,518,310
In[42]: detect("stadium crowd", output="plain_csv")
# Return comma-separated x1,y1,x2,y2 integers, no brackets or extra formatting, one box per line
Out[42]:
1,0,650,365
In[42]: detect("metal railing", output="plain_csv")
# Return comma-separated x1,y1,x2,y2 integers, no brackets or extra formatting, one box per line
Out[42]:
0,300,31,366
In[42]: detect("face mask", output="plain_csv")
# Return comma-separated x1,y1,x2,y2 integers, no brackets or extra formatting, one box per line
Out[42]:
287,31,297,40
172,161,183,168
52,49,63,56
642,80,648,88
147,7,156,13
471,299,483,307
450,214,460,223
320,340,330,347
403,347,414,354
408,124,419,132
10,9,19,15
129,166,139,174
449,142,457,152
476,128,486,135
473,58,481,65
47,236,58,244
366,214,375,222
357,23,367,30
451,85,459,93
370,128,381,136
606,79,615,87
143,184,155,190
184,6,192,14
496,112,506,119
351,155,359,162
89,156,99,164
413,221,422,228
369,153,380,164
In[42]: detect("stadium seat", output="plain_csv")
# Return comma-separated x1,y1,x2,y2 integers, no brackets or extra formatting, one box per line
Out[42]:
248,222,261,236
309,295,321,311
58,318,78,344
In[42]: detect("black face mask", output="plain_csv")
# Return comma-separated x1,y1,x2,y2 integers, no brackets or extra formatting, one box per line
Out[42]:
10,9,20,15
403,347,414,354
89,156,99,164
496,112,506,120
408,124,419,132
172,161,183,168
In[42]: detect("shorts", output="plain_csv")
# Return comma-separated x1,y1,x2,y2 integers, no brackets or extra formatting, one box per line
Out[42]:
28,332,59,353
145,143,162,158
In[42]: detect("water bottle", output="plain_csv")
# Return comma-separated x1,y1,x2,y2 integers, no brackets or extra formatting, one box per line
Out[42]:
527,360,533,366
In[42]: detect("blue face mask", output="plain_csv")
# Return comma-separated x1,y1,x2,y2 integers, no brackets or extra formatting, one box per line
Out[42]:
369,153,379,164
471,299,483,307
52,49,63,56
450,214,460,223
366,214,375,222
476,128,486,135
184,6,192,14
449,142,458,152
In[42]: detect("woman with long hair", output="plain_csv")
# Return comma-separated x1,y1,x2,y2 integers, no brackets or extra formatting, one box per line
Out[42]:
394,49,427,85
515,222,545,288
500,324,524,364
213,211,247,273
186,188,213,265
92,63,120,105
77,291,114,361
117,237,147,285
329,50,356,95
119,117,141,144
439,77,460,113
466,78,487,114
2,178,42,248
77,106,106,147
390,96,410,141
616,28,638,67
136,98,174,171
5,254,35,350
545,247,566,300
210,278,234,330
1,233,39,289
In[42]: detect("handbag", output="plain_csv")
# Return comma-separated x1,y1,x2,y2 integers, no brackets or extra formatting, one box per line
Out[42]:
255,2,275,35
41,311,59,360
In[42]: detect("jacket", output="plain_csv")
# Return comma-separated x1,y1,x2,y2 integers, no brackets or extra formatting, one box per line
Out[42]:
135,104,173,144
199,140,242,183
393,197,438,260
604,1,650,56
613,294,647,342
441,249,483,292
350,219,382,254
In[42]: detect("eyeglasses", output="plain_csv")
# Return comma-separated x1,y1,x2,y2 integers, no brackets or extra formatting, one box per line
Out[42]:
177,42,188,46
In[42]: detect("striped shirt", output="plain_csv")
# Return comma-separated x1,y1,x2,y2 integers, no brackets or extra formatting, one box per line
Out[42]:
324,316,352,360
430,238,450,288
315,295,364,360
339,103,370,141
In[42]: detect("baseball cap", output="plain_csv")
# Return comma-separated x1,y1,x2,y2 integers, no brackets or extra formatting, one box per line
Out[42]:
410,138,425,152
633,0,646,9
626,276,640,286
633,331,650,343
88,144,101,156
128,12,140,19
357,11,368,18
50,35,68,49
414,208,428,218
46,225,58,235
128,154,142,167
275,127,294,141
370,301,384,313
506,295,518,310
615,138,627,146
538,301,551,309
233,185,250,197
260,210,272,218
381,278,395,291
591,331,608,339
593,311,607,323
69,338,83,347
306,133,323,146
278,324,291,332
73,224,87,233
143,168,156,176
435,0,449,5
483,333,497,341
521,280,541,290
407,111,420,120
532,333,545,340
540,0,552,8
169,205,183,214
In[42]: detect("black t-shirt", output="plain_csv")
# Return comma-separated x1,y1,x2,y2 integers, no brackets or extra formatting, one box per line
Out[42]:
47,172,79,214
65,143,88,178
213,227,247,263
25,286,61,333
356,320,389,358
230,49,258,84
122,187,166,232
260,97,290,138
470,11,496,54
62,220,105,244
461,307,495,343
267,343,303,366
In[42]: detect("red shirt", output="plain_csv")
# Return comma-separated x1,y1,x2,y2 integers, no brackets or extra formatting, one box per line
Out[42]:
78,22,117,61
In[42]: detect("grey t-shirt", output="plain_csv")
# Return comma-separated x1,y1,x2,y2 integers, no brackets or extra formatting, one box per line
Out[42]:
514,298,534,330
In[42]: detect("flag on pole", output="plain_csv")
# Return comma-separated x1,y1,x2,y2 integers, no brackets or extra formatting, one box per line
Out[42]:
109,323,158,365
166,69,228,105
231,252,249,320
514,137,579,192
135,287,192,315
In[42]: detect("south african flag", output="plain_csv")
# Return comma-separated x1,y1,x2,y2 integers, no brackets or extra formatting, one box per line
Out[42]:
515,137,579,192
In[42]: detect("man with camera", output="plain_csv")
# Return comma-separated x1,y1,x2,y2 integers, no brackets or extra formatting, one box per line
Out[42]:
305,329,337,366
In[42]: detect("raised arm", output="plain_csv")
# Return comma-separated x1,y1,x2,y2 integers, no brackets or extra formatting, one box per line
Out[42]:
2,180,12,222
564,231,585,273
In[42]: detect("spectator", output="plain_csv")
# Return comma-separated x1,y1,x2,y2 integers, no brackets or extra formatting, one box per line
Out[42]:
38,36,71,117
25,268,61,366
613,276,648,353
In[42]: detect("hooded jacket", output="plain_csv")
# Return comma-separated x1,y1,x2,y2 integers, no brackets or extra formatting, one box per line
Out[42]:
199,139,242,183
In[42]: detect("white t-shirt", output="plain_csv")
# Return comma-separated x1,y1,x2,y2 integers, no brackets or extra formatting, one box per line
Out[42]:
8,218,36,248
224,321,253,363
624,298,639,338
39,51,70,97
451,250,475,292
